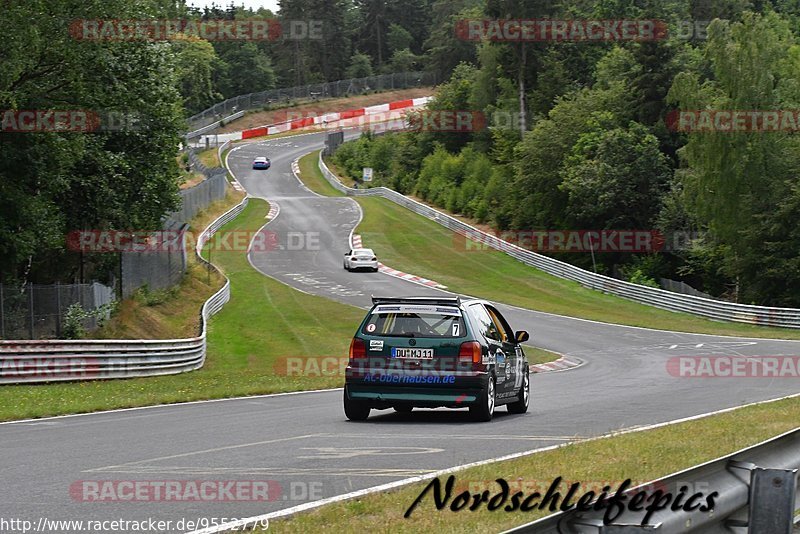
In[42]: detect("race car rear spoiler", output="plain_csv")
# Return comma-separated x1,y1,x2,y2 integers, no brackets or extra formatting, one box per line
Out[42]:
371,296,461,306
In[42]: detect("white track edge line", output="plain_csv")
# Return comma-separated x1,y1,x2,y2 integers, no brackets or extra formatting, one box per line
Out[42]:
185,390,800,534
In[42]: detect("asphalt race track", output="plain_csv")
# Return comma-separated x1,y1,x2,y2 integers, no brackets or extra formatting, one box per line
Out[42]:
4,129,800,533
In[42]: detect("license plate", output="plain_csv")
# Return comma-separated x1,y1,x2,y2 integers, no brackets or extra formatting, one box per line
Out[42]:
392,348,433,359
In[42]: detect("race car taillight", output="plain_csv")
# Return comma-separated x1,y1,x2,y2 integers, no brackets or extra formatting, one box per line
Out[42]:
349,337,366,359
459,341,482,364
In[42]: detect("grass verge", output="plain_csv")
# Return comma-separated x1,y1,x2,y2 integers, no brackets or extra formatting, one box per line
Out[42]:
297,151,800,340
197,147,221,168
0,198,361,422
263,396,800,533
91,190,242,340
297,150,345,197
523,346,561,365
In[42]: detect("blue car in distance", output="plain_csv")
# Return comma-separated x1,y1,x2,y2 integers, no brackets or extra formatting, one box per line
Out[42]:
253,157,271,169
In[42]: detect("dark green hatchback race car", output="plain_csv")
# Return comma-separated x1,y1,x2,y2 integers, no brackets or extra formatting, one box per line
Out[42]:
343,296,530,422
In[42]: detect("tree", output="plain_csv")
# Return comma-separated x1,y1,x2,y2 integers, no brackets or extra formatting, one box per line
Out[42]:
512,83,635,229
345,52,374,78
423,2,481,77
412,62,477,153
387,23,413,54
276,0,353,84
385,48,420,73
668,11,800,303
560,121,672,229
0,0,184,284
214,42,276,98
173,37,222,114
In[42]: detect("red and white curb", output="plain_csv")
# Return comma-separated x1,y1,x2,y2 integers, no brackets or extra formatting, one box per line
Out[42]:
231,180,245,192
530,356,584,374
351,234,446,289
202,96,432,144
266,203,280,220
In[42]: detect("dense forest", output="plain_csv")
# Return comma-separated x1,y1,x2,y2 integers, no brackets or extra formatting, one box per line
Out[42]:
3,0,800,306
0,0,445,287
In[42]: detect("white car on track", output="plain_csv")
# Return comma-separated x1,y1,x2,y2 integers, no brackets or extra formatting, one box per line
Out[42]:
343,248,379,272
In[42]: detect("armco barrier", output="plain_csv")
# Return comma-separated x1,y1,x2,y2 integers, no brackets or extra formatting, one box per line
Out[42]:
217,139,231,169
319,151,800,328
240,96,430,140
185,110,245,140
196,95,432,145
0,198,249,384
505,426,800,533
186,70,438,131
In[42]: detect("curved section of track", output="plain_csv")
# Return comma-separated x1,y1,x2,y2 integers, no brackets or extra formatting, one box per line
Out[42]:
3,129,799,533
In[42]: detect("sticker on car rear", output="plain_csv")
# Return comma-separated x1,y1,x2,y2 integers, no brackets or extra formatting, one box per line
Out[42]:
391,348,434,359
369,340,384,351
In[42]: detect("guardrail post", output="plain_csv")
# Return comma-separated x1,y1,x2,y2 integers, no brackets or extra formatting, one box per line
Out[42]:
0,283,4,339
727,460,798,533
55,282,61,337
748,467,797,533
28,282,34,339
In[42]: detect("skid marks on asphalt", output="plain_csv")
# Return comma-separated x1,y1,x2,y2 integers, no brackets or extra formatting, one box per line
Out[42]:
282,272,365,298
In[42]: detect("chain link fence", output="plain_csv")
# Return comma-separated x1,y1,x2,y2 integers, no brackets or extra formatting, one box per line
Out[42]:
0,283,114,339
1,164,232,340
187,71,438,131
122,168,228,299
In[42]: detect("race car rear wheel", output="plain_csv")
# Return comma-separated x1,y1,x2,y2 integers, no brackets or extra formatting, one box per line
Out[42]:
469,376,495,422
343,386,370,421
507,369,529,414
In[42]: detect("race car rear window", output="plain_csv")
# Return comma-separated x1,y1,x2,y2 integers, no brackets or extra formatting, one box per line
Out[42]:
362,305,465,338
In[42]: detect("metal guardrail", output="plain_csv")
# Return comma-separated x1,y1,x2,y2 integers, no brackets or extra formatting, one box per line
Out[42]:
504,427,800,533
185,110,245,140
0,198,249,384
318,151,800,328
217,140,231,169
186,71,438,130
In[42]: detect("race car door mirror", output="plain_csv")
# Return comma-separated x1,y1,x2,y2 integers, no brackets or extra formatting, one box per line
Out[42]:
515,330,529,343
344,251,351,256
